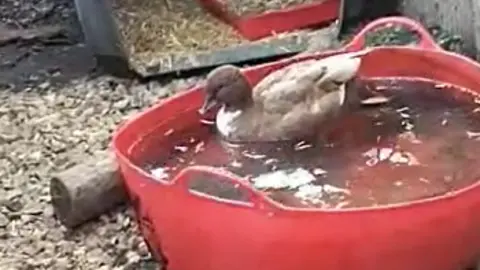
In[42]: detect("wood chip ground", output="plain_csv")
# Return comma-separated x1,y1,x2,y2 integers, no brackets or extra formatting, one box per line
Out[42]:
0,74,200,269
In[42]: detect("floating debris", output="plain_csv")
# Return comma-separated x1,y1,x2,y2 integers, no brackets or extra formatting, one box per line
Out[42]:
194,141,205,153
361,95,391,106
396,107,409,113
466,131,480,140
294,184,350,206
389,152,410,164
312,168,327,175
252,168,316,190
150,167,170,180
294,184,324,204
242,150,266,160
402,119,415,131
363,147,420,166
174,145,189,152
200,119,215,125
398,131,422,144
294,140,313,151
230,160,242,168
164,128,175,136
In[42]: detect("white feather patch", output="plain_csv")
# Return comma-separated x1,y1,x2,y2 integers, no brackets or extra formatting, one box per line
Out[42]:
338,84,346,106
320,54,362,83
216,106,242,137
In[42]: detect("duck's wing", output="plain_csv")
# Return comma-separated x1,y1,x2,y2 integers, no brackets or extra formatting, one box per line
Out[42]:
252,51,364,114
257,89,343,140
314,53,362,89
252,59,328,113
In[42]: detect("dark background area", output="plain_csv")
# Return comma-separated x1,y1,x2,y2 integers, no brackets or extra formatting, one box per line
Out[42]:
0,0,97,91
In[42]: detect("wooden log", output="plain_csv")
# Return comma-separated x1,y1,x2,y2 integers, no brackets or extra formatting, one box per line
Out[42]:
50,151,127,228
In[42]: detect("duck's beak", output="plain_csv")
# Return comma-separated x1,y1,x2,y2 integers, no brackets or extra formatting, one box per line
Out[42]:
198,95,218,115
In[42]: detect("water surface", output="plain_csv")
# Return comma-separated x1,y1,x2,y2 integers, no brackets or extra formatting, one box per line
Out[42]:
139,78,480,209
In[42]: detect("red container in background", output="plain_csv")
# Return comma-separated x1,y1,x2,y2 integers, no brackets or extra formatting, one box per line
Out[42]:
196,0,340,40
113,17,480,270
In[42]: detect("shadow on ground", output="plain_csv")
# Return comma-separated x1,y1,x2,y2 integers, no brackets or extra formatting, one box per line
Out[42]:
0,0,98,91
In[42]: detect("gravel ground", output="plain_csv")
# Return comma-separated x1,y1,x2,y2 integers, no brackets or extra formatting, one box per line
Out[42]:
0,0,470,268
0,76,200,270
0,0,202,269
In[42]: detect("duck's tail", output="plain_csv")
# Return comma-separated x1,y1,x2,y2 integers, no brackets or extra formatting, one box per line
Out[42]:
319,49,371,84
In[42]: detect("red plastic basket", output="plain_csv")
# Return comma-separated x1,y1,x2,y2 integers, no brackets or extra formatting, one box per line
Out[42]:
195,0,340,40
113,17,480,270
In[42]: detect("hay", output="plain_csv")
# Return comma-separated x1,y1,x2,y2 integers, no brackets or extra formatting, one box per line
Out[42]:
110,0,333,71
111,0,246,66
223,0,320,17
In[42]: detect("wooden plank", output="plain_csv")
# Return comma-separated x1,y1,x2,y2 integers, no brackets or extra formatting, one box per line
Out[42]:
472,0,480,59
401,0,477,57
133,31,317,77
74,0,132,77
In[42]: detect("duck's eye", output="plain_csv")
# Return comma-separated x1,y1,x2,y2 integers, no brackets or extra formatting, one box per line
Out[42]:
332,80,343,86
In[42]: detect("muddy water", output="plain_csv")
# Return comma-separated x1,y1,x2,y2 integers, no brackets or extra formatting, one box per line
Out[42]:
141,78,480,209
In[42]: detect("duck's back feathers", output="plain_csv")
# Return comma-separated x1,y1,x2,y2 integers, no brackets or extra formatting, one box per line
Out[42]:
252,60,327,114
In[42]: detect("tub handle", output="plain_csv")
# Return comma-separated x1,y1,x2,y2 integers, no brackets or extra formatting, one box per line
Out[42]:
345,16,443,52
172,165,279,211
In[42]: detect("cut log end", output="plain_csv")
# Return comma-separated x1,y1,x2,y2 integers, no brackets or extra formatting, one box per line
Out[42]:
50,176,73,225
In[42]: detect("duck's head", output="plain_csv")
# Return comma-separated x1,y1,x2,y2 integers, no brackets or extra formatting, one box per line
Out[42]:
199,65,252,115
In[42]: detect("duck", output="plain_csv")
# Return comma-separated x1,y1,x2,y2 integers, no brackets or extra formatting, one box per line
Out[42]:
198,51,370,143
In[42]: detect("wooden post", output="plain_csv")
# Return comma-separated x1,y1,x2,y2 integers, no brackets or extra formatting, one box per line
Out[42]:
401,0,479,58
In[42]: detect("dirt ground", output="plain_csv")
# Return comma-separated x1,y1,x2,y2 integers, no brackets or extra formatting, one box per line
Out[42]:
0,0,200,269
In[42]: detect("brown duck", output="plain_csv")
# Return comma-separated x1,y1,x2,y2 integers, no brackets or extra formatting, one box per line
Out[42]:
198,51,371,143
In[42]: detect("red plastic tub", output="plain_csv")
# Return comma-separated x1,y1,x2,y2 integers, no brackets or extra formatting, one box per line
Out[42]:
196,0,339,40
113,17,480,270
